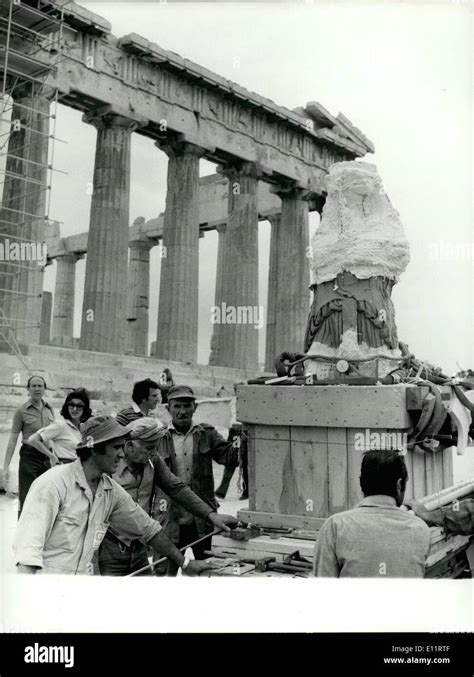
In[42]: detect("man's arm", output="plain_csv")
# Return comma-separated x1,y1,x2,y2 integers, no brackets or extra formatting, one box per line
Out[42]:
313,518,340,577
153,454,236,531
14,481,62,572
208,427,239,467
406,498,474,536
108,482,215,575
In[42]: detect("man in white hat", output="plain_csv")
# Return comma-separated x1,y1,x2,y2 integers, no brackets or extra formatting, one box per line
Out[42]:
13,416,215,576
99,417,236,575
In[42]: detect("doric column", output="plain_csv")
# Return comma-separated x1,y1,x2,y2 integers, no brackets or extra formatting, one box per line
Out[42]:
80,106,146,354
215,162,261,371
0,85,51,345
51,252,82,347
154,140,204,363
126,236,153,356
40,291,52,345
209,223,226,365
272,186,311,356
264,213,281,372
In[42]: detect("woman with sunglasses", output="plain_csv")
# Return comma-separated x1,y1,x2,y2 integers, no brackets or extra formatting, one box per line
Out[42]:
27,389,92,468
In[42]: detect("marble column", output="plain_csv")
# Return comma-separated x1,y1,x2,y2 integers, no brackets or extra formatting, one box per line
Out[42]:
215,162,261,371
126,236,153,356
0,85,51,345
80,106,145,354
208,223,226,365
272,187,311,356
264,213,281,372
40,291,52,345
51,252,81,347
155,140,204,363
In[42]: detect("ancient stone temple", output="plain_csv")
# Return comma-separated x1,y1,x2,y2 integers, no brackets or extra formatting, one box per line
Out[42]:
0,0,374,379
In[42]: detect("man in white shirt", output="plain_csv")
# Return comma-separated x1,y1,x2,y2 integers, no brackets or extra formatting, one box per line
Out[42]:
14,416,215,576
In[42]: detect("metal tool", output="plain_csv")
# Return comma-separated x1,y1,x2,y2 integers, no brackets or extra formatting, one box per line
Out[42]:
126,528,224,577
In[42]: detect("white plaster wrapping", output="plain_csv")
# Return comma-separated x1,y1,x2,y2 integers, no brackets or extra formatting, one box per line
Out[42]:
305,329,403,378
310,161,410,284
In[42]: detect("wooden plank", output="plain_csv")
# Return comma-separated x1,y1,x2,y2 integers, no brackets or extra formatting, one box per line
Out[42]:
442,446,454,489
236,510,326,531
327,427,349,513
213,535,315,559
247,424,257,511
346,428,365,508
236,385,411,428
403,446,414,500
411,448,426,499
290,426,329,518
425,452,440,496
254,424,291,442
253,436,290,514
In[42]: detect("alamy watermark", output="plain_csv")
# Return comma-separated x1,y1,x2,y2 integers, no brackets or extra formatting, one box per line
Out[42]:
24,643,74,669
354,429,408,452
0,238,47,266
428,240,473,262
210,302,264,329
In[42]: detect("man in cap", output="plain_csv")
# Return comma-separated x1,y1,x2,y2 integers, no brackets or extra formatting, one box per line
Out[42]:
13,416,215,576
98,417,237,575
153,385,239,575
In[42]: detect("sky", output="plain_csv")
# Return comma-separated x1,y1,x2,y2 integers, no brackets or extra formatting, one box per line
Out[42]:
44,0,473,374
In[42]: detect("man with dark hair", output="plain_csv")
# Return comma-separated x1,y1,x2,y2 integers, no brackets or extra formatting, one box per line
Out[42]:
153,385,239,575
13,416,215,576
116,379,160,426
313,450,431,578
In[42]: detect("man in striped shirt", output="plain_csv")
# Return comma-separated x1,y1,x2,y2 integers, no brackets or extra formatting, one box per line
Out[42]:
116,379,160,426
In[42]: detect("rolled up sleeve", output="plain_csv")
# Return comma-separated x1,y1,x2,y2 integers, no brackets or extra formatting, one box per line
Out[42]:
35,422,62,446
442,499,474,536
313,518,340,577
13,480,61,569
109,484,162,547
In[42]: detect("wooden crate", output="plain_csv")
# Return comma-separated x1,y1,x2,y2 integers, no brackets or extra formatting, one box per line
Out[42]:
236,385,454,523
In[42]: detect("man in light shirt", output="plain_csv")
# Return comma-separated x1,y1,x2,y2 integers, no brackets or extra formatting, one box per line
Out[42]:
13,416,215,576
313,450,431,578
153,385,239,575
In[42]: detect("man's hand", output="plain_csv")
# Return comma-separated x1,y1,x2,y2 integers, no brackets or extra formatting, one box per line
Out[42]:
182,559,217,576
404,499,443,526
208,512,238,532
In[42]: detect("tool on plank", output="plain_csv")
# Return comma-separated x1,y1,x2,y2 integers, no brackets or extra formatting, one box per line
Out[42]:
126,528,224,577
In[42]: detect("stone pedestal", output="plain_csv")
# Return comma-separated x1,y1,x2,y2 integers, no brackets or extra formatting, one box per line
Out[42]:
155,140,204,363
51,252,81,347
209,223,227,365
127,237,153,356
80,106,145,354
272,187,310,357
0,86,51,345
213,163,261,371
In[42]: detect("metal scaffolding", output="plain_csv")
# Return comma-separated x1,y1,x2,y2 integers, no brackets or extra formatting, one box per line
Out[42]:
0,0,68,366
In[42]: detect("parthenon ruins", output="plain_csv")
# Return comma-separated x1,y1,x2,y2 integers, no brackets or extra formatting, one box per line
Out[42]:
0,0,374,374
